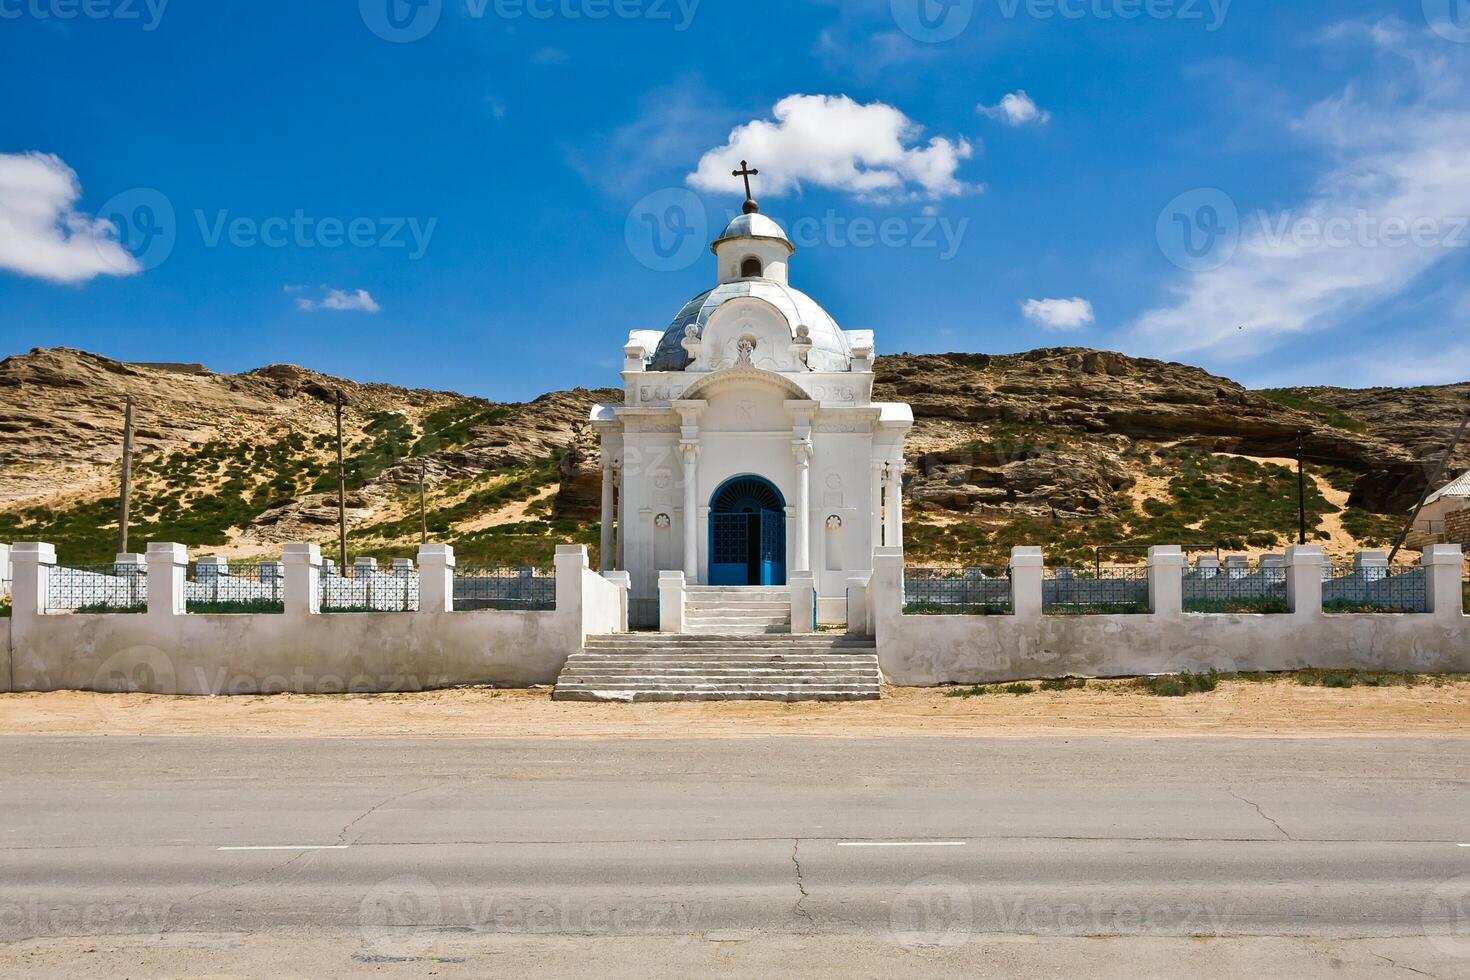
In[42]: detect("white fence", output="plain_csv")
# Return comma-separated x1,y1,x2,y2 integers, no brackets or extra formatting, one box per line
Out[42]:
3,543,627,695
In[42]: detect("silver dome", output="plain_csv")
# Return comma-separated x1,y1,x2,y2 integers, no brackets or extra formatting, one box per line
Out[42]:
712,212,794,252
648,280,850,372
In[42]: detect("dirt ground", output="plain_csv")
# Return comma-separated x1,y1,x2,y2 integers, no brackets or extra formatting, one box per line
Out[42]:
3,677,1469,738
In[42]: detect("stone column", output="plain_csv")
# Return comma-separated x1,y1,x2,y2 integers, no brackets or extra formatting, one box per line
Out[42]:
614,460,627,572
10,542,55,621
1147,545,1184,616
145,543,187,618
603,569,631,633
885,462,905,552
793,442,813,574
680,443,700,581
1285,544,1324,617
1009,546,1044,621
417,543,455,613
283,543,322,616
846,572,872,637
1422,544,1464,617
869,460,885,554
599,462,616,573
659,570,686,634
789,571,815,634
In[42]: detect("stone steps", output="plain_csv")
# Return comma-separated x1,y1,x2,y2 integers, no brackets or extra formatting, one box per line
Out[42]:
555,629,881,702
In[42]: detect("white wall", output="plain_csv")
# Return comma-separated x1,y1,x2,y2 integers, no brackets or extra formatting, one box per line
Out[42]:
5,543,627,696
871,546,1470,686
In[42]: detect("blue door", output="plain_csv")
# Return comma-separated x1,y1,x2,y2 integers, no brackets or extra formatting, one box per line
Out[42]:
708,477,786,587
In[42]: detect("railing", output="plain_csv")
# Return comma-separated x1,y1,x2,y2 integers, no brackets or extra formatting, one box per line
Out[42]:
1183,561,1288,614
904,567,1012,616
319,565,420,613
1043,566,1149,615
1323,565,1428,614
454,567,556,612
45,563,148,614
186,561,285,614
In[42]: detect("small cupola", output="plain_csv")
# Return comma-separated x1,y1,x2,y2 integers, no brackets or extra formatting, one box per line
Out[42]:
711,160,794,285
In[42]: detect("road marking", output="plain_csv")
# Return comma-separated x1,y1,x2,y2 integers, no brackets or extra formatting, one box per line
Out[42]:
217,845,350,851
836,841,967,847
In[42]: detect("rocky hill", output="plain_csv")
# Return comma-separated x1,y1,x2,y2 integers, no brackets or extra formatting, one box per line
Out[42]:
0,346,1463,567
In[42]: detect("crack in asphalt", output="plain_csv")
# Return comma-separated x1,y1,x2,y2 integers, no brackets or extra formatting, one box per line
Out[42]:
791,838,816,933
1369,950,1442,979
337,785,434,845
1228,788,1294,840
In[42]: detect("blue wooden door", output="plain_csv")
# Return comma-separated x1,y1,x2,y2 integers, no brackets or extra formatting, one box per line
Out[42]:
710,513,751,586
759,509,785,586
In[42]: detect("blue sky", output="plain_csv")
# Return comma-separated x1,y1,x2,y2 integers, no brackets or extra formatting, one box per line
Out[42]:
2,0,1469,401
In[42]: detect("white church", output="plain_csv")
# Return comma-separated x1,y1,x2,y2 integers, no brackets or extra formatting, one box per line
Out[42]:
592,168,913,626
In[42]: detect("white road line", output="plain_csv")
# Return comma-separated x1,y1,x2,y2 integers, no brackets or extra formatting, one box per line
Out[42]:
1458,843,1470,847
836,841,967,847
217,845,350,851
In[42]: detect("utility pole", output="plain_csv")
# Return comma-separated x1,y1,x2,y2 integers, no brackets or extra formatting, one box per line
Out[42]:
419,461,428,545
335,389,348,572
1297,431,1308,546
117,396,135,556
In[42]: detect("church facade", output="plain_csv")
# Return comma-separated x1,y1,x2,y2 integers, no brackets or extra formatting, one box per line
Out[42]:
592,182,913,625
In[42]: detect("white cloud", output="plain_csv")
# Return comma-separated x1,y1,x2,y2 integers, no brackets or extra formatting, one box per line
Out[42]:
0,151,140,284
293,286,381,313
1131,20,1470,363
688,94,978,203
1022,297,1095,331
978,91,1051,126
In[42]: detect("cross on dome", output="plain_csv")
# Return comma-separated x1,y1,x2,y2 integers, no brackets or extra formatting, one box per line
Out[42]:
732,160,760,214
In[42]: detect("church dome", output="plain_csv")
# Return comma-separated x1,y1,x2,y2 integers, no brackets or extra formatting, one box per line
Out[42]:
647,279,850,373
712,212,794,253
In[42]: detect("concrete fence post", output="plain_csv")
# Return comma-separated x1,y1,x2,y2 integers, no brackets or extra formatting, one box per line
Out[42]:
417,543,455,613
554,545,589,637
1009,546,1044,621
870,548,904,644
789,572,815,634
1422,544,1464,618
603,570,631,633
146,543,188,618
1285,544,1324,617
1147,546,1184,616
282,543,322,616
10,542,55,621
846,572,872,637
659,570,686,634
0,542,11,590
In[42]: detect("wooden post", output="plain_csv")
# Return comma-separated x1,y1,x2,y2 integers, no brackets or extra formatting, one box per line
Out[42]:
1296,431,1307,546
335,390,348,571
419,461,428,545
117,396,135,555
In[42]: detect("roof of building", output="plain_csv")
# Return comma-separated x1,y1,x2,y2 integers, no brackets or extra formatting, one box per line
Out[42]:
1424,470,1470,505
647,280,850,372
711,212,794,252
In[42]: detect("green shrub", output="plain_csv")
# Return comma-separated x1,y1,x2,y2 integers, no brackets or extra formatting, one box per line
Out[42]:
1040,677,1087,691
1002,682,1036,696
1137,672,1220,697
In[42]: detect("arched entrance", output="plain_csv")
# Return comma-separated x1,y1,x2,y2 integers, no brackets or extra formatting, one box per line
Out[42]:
708,475,786,586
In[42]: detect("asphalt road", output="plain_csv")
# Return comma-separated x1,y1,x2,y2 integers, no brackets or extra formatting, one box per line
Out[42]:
2,736,1469,977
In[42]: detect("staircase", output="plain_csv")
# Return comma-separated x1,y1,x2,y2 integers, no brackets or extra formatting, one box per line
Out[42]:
553,634,881,702
684,586,791,634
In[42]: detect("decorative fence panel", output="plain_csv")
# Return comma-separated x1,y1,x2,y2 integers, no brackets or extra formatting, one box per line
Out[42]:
1323,566,1428,614
45,564,148,614
319,566,420,613
454,567,556,612
1183,562,1288,614
1043,567,1149,615
904,567,1012,615
186,562,285,614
